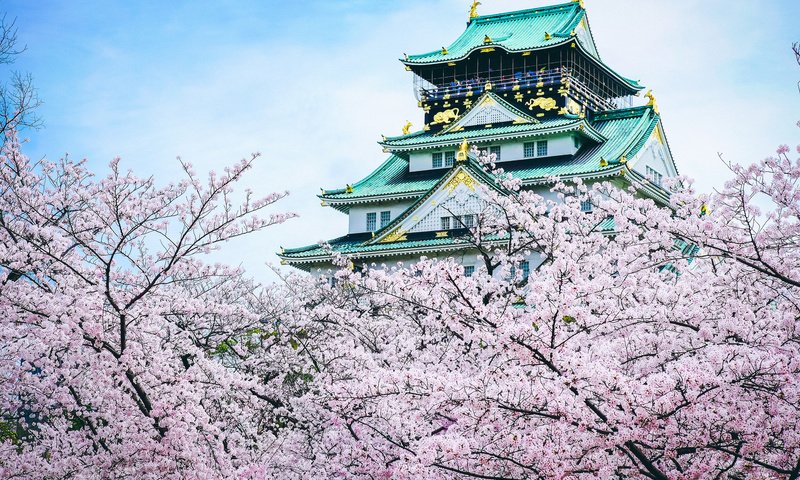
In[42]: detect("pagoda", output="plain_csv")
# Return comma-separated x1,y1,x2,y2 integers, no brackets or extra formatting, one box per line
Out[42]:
279,0,678,272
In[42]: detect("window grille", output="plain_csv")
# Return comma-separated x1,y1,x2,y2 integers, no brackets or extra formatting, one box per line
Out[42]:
463,214,475,228
380,211,391,228
366,212,376,231
432,152,443,168
464,265,475,277
521,260,530,279
489,145,501,161
646,166,663,186
580,200,593,212
440,216,450,230
537,140,548,157
510,260,531,281
524,142,536,158
444,151,455,167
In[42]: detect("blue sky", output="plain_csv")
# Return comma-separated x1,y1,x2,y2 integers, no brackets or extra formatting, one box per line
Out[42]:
4,0,800,282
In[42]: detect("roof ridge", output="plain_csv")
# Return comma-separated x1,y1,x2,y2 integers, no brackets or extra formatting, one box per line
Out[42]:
472,2,579,23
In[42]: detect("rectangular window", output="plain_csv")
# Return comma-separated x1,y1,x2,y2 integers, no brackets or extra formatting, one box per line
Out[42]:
366,212,376,231
444,151,455,167
440,216,451,230
524,142,536,158
646,166,663,186
521,260,530,279
380,211,391,228
464,265,475,277
463,214,475,228
490,145,501,161
537,140,548,157
580,200,593,212
432,152,443,169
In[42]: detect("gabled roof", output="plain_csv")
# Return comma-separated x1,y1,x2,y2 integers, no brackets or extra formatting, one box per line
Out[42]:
368,158,508,245
438,91,539,134
321,106,662,207
405,2,590,64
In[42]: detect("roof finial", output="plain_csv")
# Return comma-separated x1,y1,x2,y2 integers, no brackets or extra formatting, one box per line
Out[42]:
402,121,412,135
456,138,469,162
645,90,660,114
469,1,481,20
573,0,585,9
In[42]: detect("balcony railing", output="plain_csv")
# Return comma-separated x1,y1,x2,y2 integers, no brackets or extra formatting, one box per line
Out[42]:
414,67,632,112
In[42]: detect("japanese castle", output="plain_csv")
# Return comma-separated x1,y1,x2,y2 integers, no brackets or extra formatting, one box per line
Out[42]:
279,0,677,272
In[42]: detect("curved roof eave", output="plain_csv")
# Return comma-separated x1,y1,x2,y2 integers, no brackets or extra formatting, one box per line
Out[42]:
380,119,607,153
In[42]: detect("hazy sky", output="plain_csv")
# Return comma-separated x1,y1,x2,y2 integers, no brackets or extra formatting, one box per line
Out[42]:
5,0,800,282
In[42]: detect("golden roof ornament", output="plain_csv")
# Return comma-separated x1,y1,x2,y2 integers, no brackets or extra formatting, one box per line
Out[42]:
469,1,481,19
573,0,585,9
483,34,493,44
441,46,449,55
402,121,412,135
345,184,353,193
456,138,469,162
544,32,552,41
645,90,660,114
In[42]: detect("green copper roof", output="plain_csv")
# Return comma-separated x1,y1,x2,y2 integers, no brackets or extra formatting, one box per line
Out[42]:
322,154,439,201
381,117,605,150
402,3,642,92
406,3,587,64
322,106,659,204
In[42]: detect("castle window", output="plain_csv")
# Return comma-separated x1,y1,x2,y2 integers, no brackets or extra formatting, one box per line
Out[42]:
646,166,663,186
432,152,443,169
366,212,377,231
463,214,475,228
380,211,391,228
440,216,451,230
537,140,548,157
444,151,455,167
580,200,593,212
524,142,536,158
510,260,531,281
464,265,475,277
489,145,501,161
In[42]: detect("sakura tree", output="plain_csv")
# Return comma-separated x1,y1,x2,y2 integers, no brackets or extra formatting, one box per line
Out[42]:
0,132,299,479
270,140,800,479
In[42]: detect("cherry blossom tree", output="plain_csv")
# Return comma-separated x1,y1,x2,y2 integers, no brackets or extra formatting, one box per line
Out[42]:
270,139,800,479
0,132,299,479
3,128,800,479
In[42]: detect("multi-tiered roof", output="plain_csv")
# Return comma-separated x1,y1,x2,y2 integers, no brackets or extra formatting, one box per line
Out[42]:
280,1,677,270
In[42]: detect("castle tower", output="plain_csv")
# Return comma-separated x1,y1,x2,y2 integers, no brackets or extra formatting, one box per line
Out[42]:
280,1,677,272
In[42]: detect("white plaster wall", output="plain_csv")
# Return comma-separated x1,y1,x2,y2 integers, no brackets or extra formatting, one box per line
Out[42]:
631,138,668,182
408,134,579,172
348,200,415,234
